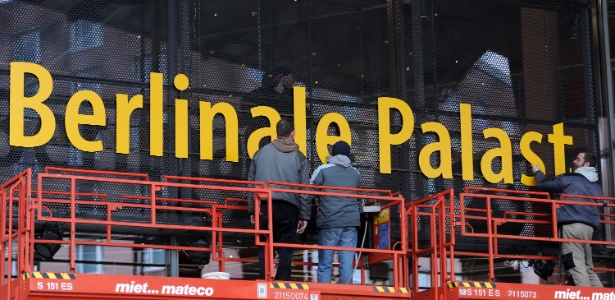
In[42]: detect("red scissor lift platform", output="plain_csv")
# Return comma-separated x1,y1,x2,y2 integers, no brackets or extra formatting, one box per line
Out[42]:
409,188,615,300
1,168,614,300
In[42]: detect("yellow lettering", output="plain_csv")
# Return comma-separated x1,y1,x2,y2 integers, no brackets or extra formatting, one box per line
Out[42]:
460,103,474,180
65,90,106,152
199,102,239,162
6,61,580,186
9,62,55,147
480,128,513,183
174,74,190,158
548,123,572,175
293,86,307,155
419,122,453,178
175,99,189,158
150,72,164,156
520,131,544,186
116,94,143,154
378,97,414,174
315,113,351,163
247,106,280,158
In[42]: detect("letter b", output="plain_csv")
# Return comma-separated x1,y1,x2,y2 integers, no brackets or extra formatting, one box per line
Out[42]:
10,62,55,147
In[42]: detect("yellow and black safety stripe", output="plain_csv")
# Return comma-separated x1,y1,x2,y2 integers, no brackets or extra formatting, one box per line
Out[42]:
399,287,409,294
447,281,496,289
373,286,396,293
23,272,76,280
269,282,309,289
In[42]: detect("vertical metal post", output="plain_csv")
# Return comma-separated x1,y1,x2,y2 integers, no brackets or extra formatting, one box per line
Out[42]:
167,0,179,180
257,0,263,70
70,178,76,273
581,8,595,128
594,0,615,192
179,0,192,198
595,0,615,287
169,235,179,277
386,0,412,207
386,0,407,99
166,0,180,278
410,0,425,109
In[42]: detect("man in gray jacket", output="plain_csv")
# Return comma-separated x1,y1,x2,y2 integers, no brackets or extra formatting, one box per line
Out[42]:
248,117,311,280
310,141,360,284
531,151,603,287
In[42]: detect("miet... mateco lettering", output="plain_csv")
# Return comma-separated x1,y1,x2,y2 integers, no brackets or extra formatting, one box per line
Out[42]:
161,285,214,296
9,62,573,185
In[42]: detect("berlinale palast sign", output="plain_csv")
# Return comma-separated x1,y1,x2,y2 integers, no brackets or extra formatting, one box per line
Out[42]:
9,62,573,186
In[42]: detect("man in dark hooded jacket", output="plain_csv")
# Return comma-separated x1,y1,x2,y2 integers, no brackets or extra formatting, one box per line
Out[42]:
310,141,360,284
531,151,603,287
248,117,311,280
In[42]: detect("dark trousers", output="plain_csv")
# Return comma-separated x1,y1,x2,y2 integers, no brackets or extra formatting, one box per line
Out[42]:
257,201,298,280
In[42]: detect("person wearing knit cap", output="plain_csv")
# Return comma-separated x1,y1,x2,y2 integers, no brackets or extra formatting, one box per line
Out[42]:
310,141,360,284
331,140,351,157
531,151,603,287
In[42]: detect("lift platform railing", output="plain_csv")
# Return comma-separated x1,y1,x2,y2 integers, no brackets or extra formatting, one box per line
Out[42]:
264,181,408,289
44,166,151,181
30,169,273,276
163,174,265,188
405,189,455,295
464,186,552,199
457,187,615,281
0,169,31,300
3,168,413,300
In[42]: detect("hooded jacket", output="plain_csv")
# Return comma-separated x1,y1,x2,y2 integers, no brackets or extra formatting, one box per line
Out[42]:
310,154,361,228
535,167,602,229
247,138,311,221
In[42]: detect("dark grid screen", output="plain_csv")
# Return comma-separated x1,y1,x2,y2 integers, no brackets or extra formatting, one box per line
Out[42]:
0,0,599,250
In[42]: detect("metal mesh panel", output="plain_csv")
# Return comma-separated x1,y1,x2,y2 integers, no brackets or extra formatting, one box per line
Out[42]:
0,0,599,251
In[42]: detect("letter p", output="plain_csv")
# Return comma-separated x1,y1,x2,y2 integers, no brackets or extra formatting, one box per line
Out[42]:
378,97,414,174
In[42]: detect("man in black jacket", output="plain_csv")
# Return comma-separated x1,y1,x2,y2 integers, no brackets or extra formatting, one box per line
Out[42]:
248,117,311,280
531,151,603,287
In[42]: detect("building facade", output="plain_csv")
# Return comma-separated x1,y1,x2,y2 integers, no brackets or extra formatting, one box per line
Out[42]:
1,0,613,283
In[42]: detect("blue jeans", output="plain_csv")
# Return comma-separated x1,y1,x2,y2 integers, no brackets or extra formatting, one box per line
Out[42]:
317,227,358,284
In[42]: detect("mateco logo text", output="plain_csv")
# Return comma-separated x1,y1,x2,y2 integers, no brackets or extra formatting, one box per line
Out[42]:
590,291,615,300
554,289,615,300
114,281,214,296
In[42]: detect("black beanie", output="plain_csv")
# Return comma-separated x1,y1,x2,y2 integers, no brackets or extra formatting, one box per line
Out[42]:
331,141,351,157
